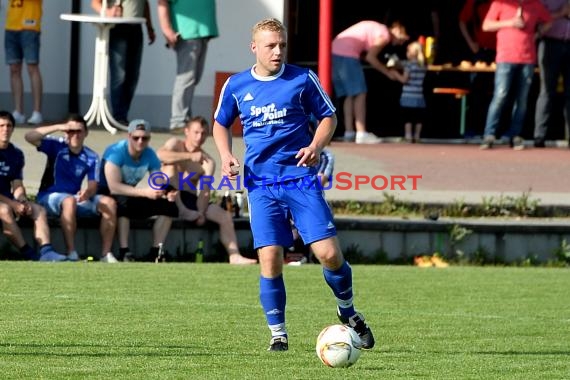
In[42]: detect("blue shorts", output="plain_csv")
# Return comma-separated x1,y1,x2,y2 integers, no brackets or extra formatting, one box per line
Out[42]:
38,193,102,218
4,30,41,65
332,55,367,97
248,176,336,249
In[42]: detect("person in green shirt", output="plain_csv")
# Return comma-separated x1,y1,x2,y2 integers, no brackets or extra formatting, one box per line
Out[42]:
157,0,219,132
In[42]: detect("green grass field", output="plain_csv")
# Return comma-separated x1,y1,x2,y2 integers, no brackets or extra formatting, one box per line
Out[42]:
1,262,569,379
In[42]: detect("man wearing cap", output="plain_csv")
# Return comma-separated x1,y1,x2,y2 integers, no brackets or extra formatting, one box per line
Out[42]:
98,119,178,261
25,114,118,262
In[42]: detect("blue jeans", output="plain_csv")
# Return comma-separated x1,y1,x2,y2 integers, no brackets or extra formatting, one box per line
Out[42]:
483,63,535,138
108,24,143,122
4,30,41,65
534,38,570,140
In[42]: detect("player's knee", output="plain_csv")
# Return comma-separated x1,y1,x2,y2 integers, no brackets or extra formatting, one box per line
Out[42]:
314,245,342,267
0,203,13,221
99,196,117,217
62,196,77,209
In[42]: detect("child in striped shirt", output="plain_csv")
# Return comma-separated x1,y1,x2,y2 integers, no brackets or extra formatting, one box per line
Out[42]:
393,42,427,143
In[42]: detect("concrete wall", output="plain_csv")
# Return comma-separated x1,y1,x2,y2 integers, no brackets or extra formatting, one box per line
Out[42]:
5,217,570,264
0,0,286,126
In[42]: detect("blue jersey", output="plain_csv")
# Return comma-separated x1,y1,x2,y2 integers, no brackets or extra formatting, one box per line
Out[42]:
37,137,100,198
214,64,336,185
0,143,24,199
99,139,161,188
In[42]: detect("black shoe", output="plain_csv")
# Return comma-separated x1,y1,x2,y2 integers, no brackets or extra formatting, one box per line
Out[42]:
122,252,136,262
534,139,545,148
338,310,375,350
268,335,288,351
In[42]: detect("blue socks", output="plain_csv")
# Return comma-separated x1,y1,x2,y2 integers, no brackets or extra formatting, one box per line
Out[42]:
260,275,287,336
323,261,356,318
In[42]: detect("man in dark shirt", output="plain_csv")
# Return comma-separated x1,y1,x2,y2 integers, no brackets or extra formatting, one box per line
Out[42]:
0,110,66,261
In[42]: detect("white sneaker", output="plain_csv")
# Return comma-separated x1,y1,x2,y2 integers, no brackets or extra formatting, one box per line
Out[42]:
12,111,25,124
27,111,43,125
356,132,382,144
100,252,119,263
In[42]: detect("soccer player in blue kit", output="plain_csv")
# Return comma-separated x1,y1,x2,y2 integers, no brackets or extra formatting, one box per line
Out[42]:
212,18,375,352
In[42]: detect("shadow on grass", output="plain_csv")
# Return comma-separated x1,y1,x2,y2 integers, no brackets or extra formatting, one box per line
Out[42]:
0,342,261,357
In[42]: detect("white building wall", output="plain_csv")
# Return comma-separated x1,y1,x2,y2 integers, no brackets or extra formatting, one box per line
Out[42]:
0,0,285,127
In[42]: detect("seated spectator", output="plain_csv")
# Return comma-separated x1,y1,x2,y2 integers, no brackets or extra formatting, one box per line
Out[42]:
0,110,66,261
316,147,335,189
25,114,117,262
157,116,257,264
98,119,178,262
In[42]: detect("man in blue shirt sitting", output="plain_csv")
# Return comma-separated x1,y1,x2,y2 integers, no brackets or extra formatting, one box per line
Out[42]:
25,114,118,262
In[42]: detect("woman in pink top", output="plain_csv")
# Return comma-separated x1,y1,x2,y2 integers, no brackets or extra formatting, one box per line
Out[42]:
332,20,408,144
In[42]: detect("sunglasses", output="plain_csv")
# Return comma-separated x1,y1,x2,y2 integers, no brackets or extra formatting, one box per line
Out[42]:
131,135,150,142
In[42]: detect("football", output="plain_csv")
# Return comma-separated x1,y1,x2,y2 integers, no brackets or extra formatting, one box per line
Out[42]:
316,324,362,368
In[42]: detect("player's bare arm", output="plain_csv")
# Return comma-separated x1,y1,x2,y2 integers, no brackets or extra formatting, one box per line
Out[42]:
78,180,98,202
105,162,164,199
157,138,205,165
212,122,240,179
24,123,69,147
296,115,337,167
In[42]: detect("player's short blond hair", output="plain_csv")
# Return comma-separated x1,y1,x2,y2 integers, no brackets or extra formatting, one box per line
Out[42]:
251,18,286,41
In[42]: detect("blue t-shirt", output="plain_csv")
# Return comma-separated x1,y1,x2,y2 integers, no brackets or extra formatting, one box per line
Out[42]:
37,136,100,198
214,64,336,185
0,143,24,199
99,139,161,188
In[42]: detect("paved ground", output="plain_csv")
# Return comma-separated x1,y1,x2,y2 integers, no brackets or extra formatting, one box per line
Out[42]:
11,124,570,207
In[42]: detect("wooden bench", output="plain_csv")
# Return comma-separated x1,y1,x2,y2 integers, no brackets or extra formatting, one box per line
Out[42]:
433,87,470,136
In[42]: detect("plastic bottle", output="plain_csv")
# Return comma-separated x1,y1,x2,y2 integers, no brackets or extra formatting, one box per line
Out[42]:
418,35,426,55
425,37,436,65
224,190,233,213
195,240,204,263
234,192,244,218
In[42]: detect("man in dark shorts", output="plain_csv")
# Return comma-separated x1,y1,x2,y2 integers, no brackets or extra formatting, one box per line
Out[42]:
0,110,66,261
157,116,256,264
99,119,177,261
